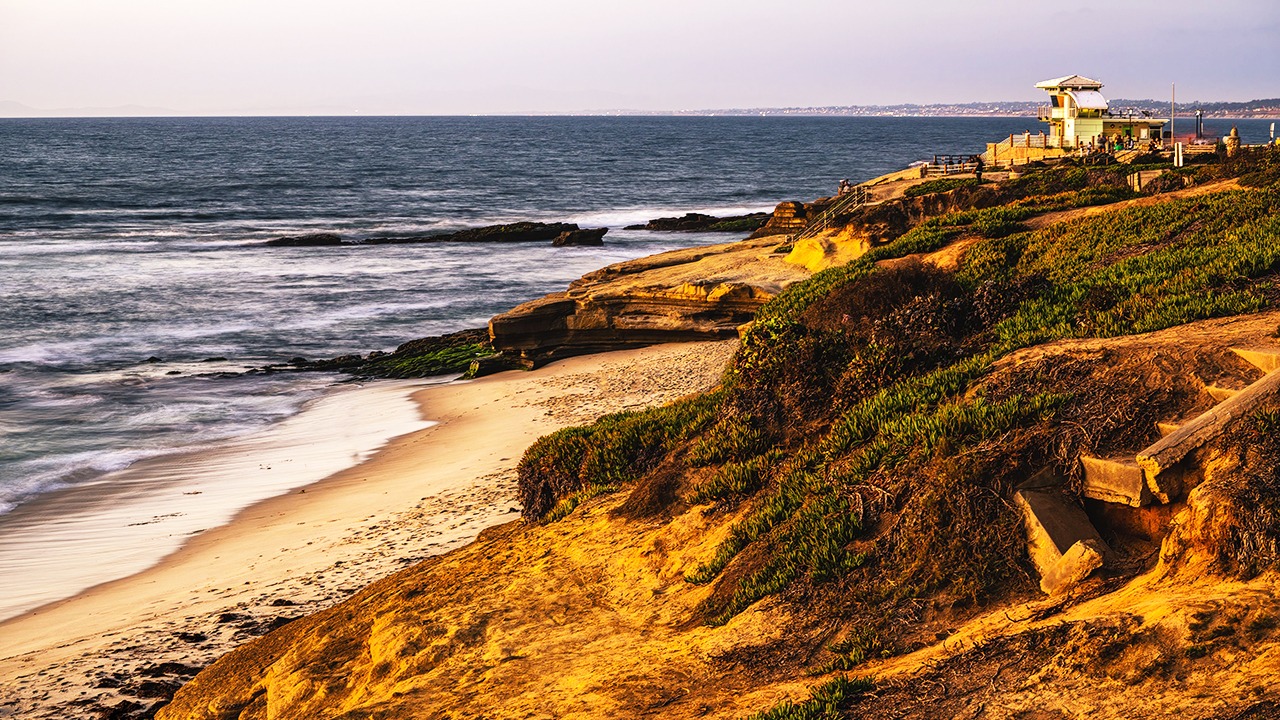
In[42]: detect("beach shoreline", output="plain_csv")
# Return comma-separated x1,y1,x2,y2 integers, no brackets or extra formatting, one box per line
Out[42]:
0,339,737,719
0,376,445,622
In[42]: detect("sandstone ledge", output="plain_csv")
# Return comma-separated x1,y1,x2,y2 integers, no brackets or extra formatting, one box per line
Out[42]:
490,236,807,367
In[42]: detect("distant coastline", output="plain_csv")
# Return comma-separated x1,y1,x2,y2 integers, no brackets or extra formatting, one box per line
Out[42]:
4,99,1278,119
605,98,1280,119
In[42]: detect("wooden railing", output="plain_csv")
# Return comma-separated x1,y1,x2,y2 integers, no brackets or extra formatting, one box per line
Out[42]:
793,185,872,241
926,162,980,176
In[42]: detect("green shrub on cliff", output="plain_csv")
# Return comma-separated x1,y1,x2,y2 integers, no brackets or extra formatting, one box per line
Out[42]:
902,177,981,198
517,391,722,520
744,676,875,720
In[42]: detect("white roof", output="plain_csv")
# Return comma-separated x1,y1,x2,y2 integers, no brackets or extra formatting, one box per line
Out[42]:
1066,89,1109,110
1035,74,1104,90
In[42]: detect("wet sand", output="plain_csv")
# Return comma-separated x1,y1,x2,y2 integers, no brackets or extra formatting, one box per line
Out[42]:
0,340,736,719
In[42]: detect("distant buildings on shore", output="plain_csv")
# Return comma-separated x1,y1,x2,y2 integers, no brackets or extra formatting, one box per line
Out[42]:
621,98,1280,119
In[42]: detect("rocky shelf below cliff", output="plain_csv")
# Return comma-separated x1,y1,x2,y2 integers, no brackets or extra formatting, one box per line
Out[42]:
489,235,810,367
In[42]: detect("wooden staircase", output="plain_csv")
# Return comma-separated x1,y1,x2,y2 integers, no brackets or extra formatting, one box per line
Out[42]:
1079,345,1280,506
792,185,873,242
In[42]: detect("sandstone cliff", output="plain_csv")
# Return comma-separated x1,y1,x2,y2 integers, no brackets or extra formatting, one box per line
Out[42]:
489,236,810,367
157,311,1280,720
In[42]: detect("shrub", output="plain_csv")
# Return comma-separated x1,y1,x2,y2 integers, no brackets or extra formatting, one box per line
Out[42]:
744,676,875,720
516,392,721,520
902,177,981,198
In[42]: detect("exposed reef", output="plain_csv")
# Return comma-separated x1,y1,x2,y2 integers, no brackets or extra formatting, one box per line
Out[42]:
264,221,590,247
623,211,769,233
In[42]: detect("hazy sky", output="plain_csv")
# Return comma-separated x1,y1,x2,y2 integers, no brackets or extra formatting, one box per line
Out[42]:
1,0,1276,115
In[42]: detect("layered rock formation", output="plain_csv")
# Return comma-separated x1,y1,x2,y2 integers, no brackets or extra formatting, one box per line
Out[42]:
489,236,809,367
748,200,810,238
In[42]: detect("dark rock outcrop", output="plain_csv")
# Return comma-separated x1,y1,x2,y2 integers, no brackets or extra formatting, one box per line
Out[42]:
372,222,579,245
287,328,494,379
624,212,769,233
552,228,607,247
265,233,344,247
266,223,581,247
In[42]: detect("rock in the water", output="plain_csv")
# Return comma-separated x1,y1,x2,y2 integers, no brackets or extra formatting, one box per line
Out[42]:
552,228,607,246
265,223,584,247
366,222,580,245
623,212,770,233
265,232,344,247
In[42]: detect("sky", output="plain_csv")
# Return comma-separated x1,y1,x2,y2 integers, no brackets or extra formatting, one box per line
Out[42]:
1,0,1277,116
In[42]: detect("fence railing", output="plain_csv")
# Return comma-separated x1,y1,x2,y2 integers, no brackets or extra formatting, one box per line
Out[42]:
793,185,872,241
926,162,980,176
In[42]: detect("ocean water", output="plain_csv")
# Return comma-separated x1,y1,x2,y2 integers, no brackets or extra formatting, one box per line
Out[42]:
0,115,1273,613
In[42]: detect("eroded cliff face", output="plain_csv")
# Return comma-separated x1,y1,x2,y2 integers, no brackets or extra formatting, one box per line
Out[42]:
489,236,809,366
156,502,812,720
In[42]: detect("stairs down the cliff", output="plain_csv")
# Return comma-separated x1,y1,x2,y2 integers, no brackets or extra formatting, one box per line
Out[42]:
792,185,873,242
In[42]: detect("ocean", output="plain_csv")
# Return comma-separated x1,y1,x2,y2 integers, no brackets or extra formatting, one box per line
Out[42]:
0,114,1273,619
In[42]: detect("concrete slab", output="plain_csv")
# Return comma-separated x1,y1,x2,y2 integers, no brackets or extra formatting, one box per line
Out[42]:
1040,539,1107,596
1080,455,1151,507
1205,384,1241,403
1232,346,1280,374
1014,488,1109,595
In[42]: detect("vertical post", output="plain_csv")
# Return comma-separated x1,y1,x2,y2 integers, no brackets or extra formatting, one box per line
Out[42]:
1170,83,1175,145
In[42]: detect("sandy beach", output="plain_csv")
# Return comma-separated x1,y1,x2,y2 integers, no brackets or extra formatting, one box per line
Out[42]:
0,340,737,719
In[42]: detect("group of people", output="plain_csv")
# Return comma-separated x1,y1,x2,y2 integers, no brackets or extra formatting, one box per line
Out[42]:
1076,134,1162,157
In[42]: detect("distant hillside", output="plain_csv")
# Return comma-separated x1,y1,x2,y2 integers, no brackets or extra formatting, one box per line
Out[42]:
631,99,1280,119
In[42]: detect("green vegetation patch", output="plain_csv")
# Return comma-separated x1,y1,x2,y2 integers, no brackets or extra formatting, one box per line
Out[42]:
902,177,981,198
360,343,492,378
743,676,875,720
516,391,722,520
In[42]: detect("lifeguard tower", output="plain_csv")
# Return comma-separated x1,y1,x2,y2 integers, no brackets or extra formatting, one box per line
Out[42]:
1035,75,1167,149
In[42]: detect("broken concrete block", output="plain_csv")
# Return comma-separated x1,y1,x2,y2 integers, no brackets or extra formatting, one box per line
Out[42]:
1232,346,1280,374
1205,384,1241,403
1015,488,1109,594
1040,539,1107,596
1080,455,1151,507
